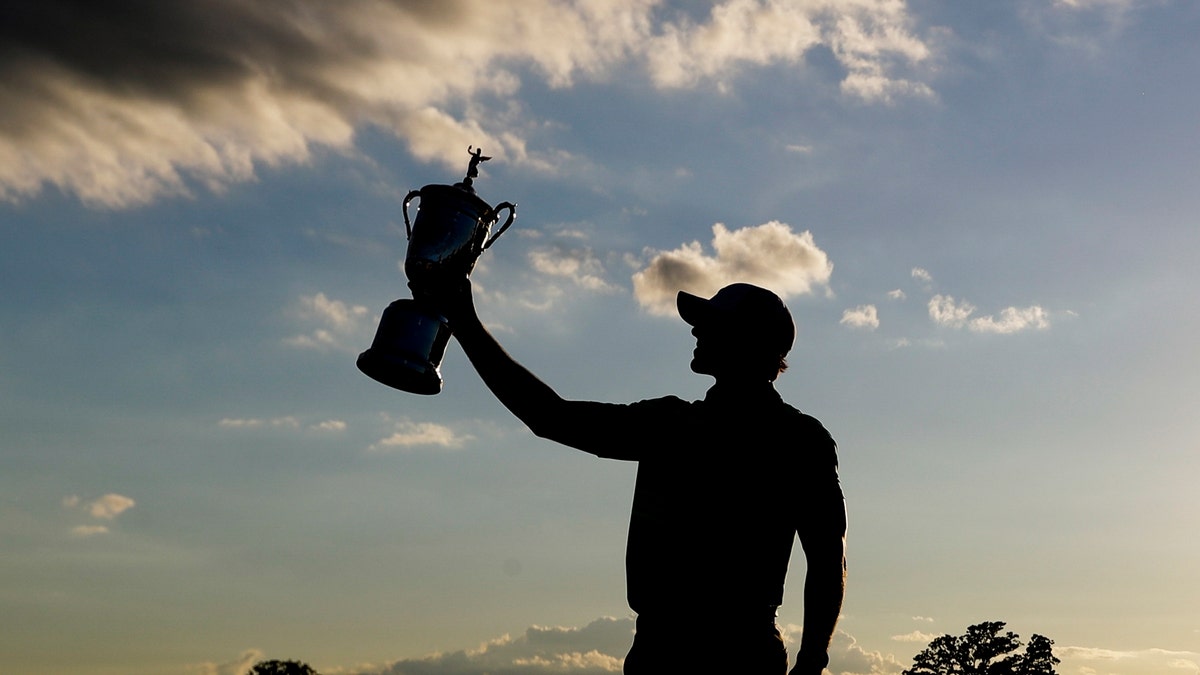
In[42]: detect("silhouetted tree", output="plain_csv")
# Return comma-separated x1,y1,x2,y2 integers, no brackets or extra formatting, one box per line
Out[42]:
249,659,319,675
903,621,1060,675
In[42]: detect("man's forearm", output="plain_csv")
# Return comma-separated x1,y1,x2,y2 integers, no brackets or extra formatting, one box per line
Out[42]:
792,547,846,674
451,310,566,433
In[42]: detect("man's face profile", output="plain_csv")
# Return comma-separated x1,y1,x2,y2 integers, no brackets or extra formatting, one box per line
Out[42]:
689,322,755,378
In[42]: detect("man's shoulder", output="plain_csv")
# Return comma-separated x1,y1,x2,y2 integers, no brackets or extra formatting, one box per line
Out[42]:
771,398,833,436
625,394,695,415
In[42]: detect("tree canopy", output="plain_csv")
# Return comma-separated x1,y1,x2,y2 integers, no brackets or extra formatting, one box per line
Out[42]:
903,621,1060,675
249,659,320,675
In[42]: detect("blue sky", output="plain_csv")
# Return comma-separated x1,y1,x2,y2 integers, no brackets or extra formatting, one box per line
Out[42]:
1,1,1198,674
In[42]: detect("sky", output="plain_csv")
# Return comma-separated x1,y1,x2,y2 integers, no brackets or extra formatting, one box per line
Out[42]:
1,1,1198,674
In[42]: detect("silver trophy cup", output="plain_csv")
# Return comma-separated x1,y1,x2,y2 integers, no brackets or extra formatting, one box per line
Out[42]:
358,148,516,394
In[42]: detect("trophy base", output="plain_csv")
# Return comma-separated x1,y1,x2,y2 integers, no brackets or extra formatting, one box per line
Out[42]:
357,349,443,395
357,299,450,395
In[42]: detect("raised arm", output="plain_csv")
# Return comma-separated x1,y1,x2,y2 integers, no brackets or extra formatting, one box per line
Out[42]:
416,277,603,447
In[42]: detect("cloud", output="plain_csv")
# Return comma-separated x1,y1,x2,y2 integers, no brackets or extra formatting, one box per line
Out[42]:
369,420,474,452
63,493,136,535
1059,646,1200,675
888,289,906,300
0,0,934,208
911,267,933,284
928,294,976,328
285,293,373,352
644,0,932,102
63,493,136,520
187,648,264,675
891,630,940,643
86,493,137,520
967,305,1050,334
824,628,905,675
928,294,1051,334
219,416,301,429
217,415,346,432
528,245,619,293
841,304,879,330
632,221,833,316
347,616,633,675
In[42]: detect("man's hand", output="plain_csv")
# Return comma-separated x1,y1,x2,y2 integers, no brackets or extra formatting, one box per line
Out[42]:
409,273,475,329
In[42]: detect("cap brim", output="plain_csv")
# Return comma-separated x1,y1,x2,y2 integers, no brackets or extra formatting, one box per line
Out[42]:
676,290,711,326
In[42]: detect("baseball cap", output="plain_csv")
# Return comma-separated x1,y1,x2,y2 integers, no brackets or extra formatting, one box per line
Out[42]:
676,283,795,354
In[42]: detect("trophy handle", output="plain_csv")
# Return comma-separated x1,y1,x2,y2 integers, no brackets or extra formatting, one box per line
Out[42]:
402,189,422,239
482,201,517,250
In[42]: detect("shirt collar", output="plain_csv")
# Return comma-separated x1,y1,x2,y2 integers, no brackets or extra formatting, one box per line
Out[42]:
702,380,782,407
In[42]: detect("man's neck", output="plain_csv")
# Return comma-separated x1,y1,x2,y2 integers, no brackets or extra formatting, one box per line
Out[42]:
705,377,777,400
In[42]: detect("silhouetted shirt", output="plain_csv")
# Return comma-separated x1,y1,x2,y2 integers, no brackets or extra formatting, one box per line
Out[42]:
555,382,843,614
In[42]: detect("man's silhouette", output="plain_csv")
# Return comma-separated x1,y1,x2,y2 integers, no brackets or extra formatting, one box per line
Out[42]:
420,280,846,674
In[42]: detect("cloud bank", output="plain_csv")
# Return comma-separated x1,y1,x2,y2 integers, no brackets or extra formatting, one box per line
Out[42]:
0,0,934,208
345,617,632,675
196,618,1199,675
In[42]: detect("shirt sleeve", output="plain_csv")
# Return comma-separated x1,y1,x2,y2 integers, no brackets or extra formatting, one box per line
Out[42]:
795,417,847,542
537,395,691,460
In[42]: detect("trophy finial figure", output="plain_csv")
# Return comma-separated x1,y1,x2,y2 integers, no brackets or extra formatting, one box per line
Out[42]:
462,146,492,189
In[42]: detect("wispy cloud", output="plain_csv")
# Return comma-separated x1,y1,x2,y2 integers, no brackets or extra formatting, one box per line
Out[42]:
347,616,632,674
218,416,300,430
64,493,136,520
63,493,136,536
841,304,880,330
188,648,264,675
0,0,935,208
86,493,136,520
285,292,373,353
528,245,619,293
632,221,833,316
929,294,1051,334
644,0,933,103
892,630,940,643
218,416,347,433
70,525,110,538
1059,645,1200,674
369,420,474,452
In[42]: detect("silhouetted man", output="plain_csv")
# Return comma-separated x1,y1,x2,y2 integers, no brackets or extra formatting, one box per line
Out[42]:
421,280,846,675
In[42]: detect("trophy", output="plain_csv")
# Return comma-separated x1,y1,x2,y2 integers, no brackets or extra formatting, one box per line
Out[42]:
357,147,516,394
